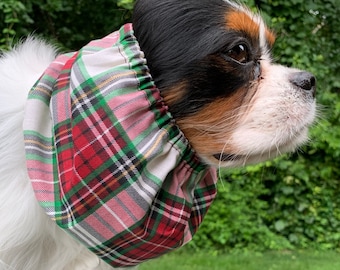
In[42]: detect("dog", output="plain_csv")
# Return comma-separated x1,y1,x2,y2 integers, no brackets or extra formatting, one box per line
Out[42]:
0,0,316,269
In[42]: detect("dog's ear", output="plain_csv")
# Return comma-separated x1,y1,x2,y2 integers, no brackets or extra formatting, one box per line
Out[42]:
133,0,233,89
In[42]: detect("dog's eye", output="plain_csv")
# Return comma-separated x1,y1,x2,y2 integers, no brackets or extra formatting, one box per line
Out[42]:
227,44,249,64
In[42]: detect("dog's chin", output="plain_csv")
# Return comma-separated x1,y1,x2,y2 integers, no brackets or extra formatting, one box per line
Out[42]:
201,127,309,168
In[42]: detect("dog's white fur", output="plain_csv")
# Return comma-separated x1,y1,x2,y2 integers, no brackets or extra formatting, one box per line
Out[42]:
0,31,316,270
0,39,134,270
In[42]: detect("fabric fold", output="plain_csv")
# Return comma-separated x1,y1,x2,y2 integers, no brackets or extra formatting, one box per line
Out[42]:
24,23,217,267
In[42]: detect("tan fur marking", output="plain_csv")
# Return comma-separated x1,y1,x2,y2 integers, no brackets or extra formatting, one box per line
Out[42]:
225,10,276,46
162,82,186,107
176,90,247,157
225,11,260,39
265,29,276,47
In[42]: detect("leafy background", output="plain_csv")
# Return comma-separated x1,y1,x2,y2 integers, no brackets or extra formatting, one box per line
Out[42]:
1,0,339,253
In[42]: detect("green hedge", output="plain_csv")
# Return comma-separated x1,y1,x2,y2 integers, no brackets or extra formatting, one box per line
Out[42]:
0,0,133,50
190,155,340,252
1,0,339,252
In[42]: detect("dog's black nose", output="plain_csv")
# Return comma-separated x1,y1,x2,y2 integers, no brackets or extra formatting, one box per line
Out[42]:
289,72,316,96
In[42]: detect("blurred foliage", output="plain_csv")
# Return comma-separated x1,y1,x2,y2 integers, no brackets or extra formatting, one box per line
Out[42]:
1,0,340,252
0,0,133,50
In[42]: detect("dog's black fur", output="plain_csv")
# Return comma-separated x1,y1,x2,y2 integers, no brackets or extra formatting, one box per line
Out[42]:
133,0,264,119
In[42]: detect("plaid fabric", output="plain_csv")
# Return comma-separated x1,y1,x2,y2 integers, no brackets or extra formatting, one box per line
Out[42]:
24,23,217,268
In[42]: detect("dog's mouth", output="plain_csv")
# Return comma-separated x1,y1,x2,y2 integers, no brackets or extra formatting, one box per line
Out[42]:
213,153,243,162
212,153,262,164
211,122,314,166
212,152,276,166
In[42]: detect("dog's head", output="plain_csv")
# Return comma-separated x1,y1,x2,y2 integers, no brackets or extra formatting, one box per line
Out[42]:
133,0,316,167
